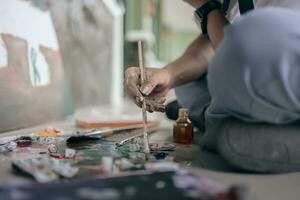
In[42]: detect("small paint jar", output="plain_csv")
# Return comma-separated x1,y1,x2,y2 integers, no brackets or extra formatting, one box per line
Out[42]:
173,109,193,144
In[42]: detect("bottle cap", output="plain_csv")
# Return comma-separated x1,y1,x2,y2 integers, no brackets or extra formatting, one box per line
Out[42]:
178,108,189,118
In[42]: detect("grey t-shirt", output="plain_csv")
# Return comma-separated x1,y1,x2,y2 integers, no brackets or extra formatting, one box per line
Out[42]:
228,0,300,21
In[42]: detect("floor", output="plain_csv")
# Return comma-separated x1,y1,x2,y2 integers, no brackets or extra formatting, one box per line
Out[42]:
0,113,300,200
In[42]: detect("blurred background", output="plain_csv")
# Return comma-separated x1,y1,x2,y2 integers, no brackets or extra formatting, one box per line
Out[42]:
124,0,198,68
0,0,199,132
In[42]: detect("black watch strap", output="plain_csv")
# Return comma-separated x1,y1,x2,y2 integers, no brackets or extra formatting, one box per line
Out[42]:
194,0,222,34
238,0,254,14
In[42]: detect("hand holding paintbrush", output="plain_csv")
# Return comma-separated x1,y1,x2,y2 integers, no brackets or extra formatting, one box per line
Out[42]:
124,50,169,113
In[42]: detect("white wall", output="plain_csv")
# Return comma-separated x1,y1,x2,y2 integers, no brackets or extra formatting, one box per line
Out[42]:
0,0,58,86
162,0,198,32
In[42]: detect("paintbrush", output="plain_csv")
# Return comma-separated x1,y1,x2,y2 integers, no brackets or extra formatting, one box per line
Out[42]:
138,41,150,154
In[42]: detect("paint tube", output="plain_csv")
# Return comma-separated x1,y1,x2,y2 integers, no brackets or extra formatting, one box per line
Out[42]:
159,143,176,151
0,136,17,145
33,128,61,137
48,158,79,178
0,141,17,153
65,148,76,158
12,157,59,182
37,137,56,145
128,144,141,152
12,156,79,181
102,156,113,173
16,137,33,148
115,158,135,171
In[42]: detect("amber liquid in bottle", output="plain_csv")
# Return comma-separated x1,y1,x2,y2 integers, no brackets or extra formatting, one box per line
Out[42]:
173,108,193,144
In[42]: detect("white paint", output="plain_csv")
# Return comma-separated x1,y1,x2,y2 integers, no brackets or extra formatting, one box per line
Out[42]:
0,35,8,68
103,0,124,109
101,156,113,173
0,0,59,86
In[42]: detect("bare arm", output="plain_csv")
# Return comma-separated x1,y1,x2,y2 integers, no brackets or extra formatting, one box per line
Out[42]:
183,0,230,48
207,9,230,48
124,0,230,112
165,34,214,88
165,0,230,87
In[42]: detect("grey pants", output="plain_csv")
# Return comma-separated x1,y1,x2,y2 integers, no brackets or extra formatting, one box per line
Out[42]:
175,7,300,151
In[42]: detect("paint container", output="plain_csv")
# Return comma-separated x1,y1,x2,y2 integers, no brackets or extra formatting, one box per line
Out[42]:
48,144,58,154
0,141,17,153
102,156,113,173
173,109,193,144
65,148,76,158
49,158,79,178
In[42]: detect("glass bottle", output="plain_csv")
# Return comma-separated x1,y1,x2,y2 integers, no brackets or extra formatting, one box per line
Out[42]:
173,108,193,144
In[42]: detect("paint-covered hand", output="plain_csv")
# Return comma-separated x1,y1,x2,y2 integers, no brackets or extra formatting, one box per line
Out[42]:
124,67,172,113
182,0,210,8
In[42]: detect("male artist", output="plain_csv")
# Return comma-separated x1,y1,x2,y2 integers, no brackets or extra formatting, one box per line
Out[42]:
124,0,300,173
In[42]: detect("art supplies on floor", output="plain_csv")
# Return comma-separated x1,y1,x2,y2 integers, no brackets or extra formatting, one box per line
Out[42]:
0,171,246,200
0,127,247,200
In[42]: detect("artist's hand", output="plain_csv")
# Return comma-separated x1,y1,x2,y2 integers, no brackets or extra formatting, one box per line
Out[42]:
182,0,209,8
124,67,173,112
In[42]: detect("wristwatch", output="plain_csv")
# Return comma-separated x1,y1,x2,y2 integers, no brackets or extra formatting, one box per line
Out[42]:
194,0,222,34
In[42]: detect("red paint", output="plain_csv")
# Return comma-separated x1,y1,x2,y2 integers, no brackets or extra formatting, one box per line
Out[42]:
49,153,81,160
49,153,65,159
16,141,32,148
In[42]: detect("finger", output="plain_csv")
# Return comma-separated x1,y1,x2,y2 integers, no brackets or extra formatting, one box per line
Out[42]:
146,103,154,113
125,83,143,108
124,67,140,86
144,99,165,113
125,67,139,88
154,104,165,112
134,96,143,108
151,101,165,112
140,79,157,96
157,98,166,104
128,81,143,98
